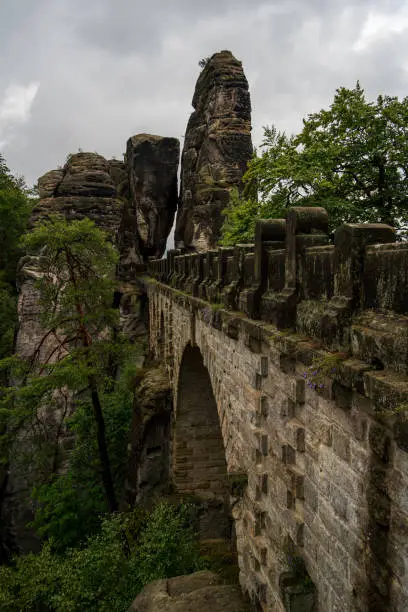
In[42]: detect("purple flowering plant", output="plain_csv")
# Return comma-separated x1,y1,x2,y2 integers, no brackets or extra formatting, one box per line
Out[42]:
302,353,344,392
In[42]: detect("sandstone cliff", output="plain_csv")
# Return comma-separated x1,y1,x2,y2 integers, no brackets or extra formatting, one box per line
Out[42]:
175,50,252,252
35,140,179,272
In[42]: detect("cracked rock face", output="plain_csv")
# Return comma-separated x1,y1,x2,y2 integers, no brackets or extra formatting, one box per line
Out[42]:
126,134,179,260
32,152,124,237
175,50,253,252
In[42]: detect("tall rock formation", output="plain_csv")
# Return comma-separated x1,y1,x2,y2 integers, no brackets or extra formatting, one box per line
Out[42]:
175,50,252,252
126,134,179,261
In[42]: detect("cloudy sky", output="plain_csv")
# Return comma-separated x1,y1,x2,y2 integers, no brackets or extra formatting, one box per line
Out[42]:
1,0,408,186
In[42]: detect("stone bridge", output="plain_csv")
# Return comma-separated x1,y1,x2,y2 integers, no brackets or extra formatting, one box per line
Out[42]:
147,207,408,612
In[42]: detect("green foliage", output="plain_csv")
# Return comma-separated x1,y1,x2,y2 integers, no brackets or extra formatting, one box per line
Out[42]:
21,215,119,343
0,283,17,359
0,542,59,611
0,502,206,612
30,471,105,553
220,84,408,244
0,153,33,365
133,502,207,585
0,216,124,514
29,346,139,551
219,187,259,246
0,154,32,284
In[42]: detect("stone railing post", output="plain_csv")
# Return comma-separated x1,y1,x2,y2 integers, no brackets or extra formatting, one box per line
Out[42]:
192,253,205,297
198,250,218,301
239,219,286,318
178,255,188,290
147,256,159,279
221,244,254,310
167,249,180,285
266,207,329,328
322,223,395,349
184,254,194,294
207,247,232,303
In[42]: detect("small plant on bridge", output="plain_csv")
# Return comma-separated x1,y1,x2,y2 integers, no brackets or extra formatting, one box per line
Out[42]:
302,353,345,391
201,303,224,325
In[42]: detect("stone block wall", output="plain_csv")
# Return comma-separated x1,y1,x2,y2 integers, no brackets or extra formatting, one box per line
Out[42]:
148,207,408,611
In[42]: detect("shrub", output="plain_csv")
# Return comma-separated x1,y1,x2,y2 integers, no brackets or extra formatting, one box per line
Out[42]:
0,502,206,612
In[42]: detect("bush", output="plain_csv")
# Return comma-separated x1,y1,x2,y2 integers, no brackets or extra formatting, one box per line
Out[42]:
0,502,206,612
134,502,207,585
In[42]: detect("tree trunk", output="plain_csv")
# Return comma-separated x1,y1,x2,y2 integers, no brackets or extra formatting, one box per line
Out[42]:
89,376,118,512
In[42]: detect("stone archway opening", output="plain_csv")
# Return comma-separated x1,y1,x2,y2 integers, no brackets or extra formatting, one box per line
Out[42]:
174,344,230,540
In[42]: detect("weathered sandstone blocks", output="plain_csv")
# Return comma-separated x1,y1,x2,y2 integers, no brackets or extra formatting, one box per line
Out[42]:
126,134,179,260
175,50,253,252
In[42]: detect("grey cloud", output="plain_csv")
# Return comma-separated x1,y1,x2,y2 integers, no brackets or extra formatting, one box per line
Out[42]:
1,0,408,186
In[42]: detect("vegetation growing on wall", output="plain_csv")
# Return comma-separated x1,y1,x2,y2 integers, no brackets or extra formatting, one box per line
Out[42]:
221,84,408,244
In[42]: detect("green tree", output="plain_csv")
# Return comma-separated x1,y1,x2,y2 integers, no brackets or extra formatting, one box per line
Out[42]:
221,84,408,244
0,154,32,360
0,502,206,612
1,216,120,512
0,153,32,284
29,349,139,551
0,155,32,563
0,285,17,360
219,187,259,246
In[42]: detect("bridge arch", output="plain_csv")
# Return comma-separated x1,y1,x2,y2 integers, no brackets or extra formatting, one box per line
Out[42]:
173,343,230,537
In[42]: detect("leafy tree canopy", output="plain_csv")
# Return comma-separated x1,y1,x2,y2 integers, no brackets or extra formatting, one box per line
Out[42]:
221,83,408,244
0,502,207,612
0,153,33,283
0,153,33,359
1,217,121,512
28,346,140,552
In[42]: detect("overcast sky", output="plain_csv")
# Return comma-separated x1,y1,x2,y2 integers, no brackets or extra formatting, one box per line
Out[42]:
1,0,408,186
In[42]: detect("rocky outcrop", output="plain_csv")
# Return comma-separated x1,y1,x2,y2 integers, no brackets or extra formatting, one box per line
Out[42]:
175,50,252,252
37,169,64,198
128,571,249,612
17,152,129,365
126,134,179,260
123,364,172,509
32,142,179,268
31,152,124,237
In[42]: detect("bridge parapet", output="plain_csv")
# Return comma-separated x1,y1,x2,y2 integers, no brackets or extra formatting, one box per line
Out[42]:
149,207,407,373
148,209,408,610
